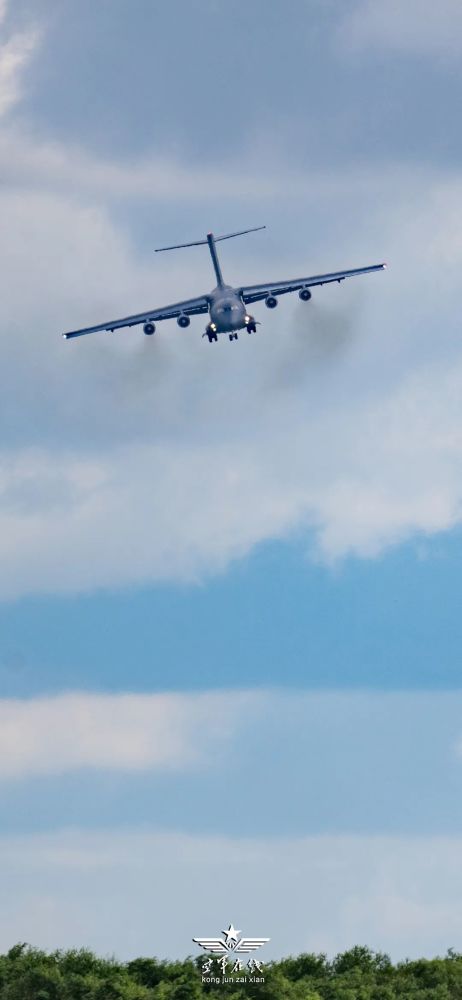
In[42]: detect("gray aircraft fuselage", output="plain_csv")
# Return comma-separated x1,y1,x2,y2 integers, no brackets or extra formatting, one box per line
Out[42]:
209,285,247,332
204,234,253,340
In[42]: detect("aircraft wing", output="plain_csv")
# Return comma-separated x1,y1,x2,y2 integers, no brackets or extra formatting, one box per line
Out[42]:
240,263,386,305
62,295,209,340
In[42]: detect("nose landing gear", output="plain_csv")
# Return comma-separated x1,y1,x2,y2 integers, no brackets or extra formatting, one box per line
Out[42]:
204,320,256,343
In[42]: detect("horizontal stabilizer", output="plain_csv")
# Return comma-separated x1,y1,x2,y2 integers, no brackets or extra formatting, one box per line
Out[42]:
213,226,266,243
155,226,265,252
155,238,209,252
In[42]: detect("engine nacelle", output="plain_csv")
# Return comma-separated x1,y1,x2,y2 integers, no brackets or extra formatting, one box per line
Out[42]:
299,287,312,302
143,322,156,335
177,313,190,328
265,295,278,309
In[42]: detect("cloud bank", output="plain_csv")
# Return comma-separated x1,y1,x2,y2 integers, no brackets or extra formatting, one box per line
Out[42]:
0,690,256,778
0,689,460,842
0,0,39,118
0,4,461,599
2,827,462,960
341,0,462,59
0,165,462,596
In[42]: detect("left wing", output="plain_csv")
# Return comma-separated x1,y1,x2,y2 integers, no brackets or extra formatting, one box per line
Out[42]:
240,263,386,305
62,294,209,340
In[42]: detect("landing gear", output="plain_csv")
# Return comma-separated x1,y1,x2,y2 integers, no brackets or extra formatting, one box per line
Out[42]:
229,333,238,341
244,313,257,334
205,328,218,343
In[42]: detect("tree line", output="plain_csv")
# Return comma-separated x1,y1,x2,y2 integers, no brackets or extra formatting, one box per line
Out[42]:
0,943,461,998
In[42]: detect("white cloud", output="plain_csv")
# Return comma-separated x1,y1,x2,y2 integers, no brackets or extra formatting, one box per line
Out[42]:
341,0,462,58
0,164,461,594
1,828,462,959
0,127,292,203
0,2,40,118
2,361,462,598
0,3,461,596
0,690,460,958
0,125,424,207
0,690,256,778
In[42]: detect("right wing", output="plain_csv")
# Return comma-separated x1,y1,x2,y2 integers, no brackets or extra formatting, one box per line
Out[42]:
62,294,209,340
240,263,386,305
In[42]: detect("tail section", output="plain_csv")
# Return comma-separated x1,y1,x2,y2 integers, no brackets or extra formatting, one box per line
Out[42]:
155,226,266,288
154,226,266,253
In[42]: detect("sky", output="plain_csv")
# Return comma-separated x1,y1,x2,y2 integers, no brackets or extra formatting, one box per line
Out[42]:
0,0,462,965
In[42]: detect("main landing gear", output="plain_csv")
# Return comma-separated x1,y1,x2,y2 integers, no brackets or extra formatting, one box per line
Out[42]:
204,318,257,342
245,313,257,334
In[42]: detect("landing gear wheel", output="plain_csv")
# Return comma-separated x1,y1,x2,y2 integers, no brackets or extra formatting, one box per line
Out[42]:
247,323,257,334
229,333,238,341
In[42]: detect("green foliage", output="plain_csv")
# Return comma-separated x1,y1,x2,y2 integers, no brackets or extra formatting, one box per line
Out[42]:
0,945,460,998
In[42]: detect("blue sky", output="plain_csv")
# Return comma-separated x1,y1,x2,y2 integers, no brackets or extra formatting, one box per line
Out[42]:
1,0,462,964
2,534,462,695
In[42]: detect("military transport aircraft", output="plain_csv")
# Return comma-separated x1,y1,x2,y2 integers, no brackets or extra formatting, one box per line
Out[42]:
62,226,386,344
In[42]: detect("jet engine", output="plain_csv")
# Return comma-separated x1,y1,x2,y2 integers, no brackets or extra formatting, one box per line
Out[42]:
299,288,312,301
143,322,156,335
265,295,278,308
177,313,190,328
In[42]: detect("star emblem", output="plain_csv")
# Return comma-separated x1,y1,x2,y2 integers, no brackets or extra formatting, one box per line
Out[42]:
222,924,241,947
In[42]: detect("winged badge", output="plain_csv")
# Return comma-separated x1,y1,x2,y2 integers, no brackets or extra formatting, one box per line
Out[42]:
193,924,270,955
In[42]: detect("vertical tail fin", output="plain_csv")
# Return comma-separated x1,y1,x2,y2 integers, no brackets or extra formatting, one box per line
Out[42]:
155,226,266,288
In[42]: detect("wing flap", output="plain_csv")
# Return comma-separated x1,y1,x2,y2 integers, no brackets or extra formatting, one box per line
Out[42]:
241,263,386,304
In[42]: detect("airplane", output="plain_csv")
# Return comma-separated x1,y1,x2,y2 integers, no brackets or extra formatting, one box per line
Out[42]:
62,226,386,344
